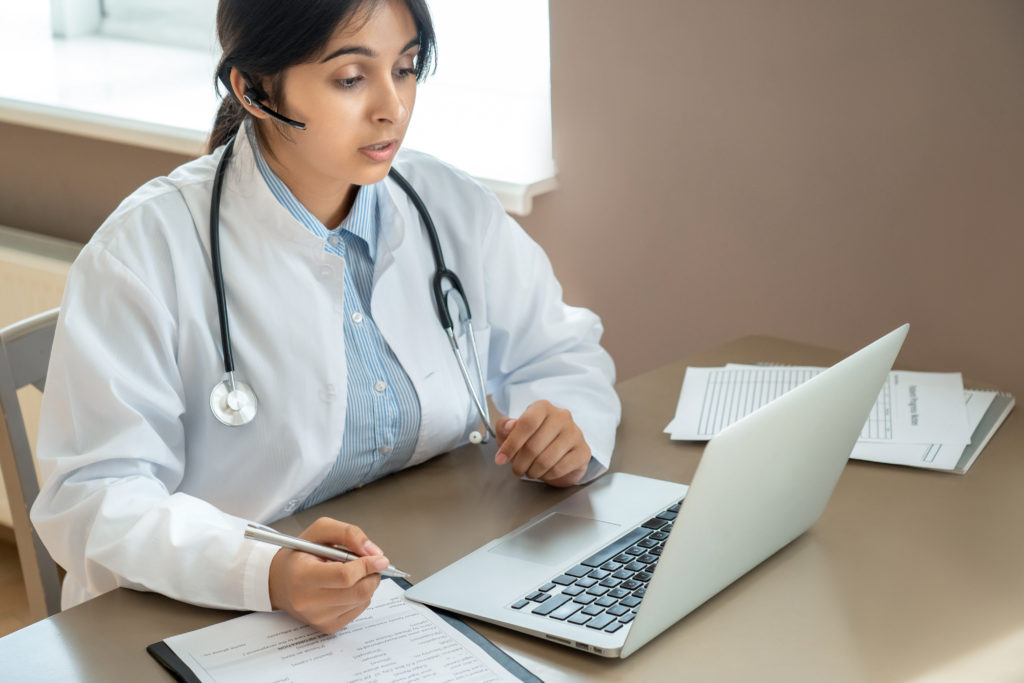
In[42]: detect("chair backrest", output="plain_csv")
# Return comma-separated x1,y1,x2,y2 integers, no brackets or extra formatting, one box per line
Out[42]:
0,308,61,621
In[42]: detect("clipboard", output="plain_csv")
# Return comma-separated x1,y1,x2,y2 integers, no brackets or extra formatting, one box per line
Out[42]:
146,577,541,682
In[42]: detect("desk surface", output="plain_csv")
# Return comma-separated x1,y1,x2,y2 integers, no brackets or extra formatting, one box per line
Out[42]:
3,335,1022,682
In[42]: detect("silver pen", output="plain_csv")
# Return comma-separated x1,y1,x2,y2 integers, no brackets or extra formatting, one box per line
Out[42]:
244,523,411,579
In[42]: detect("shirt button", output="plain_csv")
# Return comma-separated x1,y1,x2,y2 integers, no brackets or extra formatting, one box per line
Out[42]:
379,445,393,455
284,500,298,512
351,312,364,324
374,380,387,393
327,234,342,248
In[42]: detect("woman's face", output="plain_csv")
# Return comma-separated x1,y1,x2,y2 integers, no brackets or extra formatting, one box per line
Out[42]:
258,0,419,200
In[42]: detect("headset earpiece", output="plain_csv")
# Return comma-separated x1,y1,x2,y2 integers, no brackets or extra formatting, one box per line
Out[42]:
238,75,307,130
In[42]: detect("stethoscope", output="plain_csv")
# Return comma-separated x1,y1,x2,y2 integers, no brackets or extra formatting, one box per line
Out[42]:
206,129,496,444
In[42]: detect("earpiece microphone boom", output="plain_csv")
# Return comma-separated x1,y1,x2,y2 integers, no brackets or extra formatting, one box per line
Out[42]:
233,70,307,130
242,89,307,130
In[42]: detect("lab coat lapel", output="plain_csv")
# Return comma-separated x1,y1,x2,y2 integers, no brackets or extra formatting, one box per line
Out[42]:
176,133,350,506
373,177,469,466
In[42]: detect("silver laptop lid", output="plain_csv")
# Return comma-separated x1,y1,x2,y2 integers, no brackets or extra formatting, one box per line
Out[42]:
622,324,908,657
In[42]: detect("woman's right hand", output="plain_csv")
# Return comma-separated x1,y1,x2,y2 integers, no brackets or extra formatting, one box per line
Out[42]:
267,517,390,633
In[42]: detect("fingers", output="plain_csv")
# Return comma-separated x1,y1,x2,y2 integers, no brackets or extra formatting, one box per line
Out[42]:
302,517,383,557
521,428,574,479
301,551,391,589
494,401,592,484
495,415,517,444
495,401,558,468
488,396,510,447
267,517,392,634
543,457,590,487
286,557,382,624
299,518,391,589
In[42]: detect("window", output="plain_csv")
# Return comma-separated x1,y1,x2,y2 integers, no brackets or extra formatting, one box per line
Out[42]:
96,0,217,51
408,0,553,187
49,0,216,49
7,0,553,214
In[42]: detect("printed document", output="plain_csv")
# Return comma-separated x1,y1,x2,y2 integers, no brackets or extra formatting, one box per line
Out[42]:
664,366,971,448
850,389,996,470
163,579,520,683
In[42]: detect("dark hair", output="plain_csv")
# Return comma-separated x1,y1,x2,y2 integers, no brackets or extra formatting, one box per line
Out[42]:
208,0,436,153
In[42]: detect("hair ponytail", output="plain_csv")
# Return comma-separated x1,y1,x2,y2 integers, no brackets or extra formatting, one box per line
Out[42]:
208,91,246,153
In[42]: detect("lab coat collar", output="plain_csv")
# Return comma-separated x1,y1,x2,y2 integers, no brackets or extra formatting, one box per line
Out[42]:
223,127,406,263
219,129,324,251
241,120,382,262
376,164,411,258
365,156,422,289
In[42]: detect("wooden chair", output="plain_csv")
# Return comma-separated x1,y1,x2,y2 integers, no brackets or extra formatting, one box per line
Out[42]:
0,308,62,621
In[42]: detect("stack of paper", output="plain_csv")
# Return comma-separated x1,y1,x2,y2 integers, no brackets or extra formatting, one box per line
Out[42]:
154,579,530,682
665,365,1014,473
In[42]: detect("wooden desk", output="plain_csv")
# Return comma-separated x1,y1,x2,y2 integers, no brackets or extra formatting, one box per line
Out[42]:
2,336,1022,682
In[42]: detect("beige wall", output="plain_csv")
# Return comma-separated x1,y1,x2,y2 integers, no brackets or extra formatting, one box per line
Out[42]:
0,126,190,244
530,0,1024,394
1,0,1022,396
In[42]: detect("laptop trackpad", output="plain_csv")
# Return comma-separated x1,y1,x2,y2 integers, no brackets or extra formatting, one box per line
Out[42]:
488,513,620,567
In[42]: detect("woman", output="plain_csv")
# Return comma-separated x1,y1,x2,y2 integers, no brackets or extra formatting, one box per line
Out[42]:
31,0,619,633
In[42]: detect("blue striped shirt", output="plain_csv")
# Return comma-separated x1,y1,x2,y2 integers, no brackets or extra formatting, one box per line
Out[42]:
245,122,421,508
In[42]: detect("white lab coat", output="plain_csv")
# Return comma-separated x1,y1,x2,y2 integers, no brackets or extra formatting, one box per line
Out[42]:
30,131,620,612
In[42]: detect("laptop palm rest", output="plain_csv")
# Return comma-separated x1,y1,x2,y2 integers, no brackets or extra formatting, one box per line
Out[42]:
488,513,620,566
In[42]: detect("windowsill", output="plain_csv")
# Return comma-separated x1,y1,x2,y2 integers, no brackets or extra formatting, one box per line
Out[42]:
0,224,83,263
0,28,557,216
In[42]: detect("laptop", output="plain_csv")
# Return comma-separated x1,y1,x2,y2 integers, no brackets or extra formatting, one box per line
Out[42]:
405,325,908,658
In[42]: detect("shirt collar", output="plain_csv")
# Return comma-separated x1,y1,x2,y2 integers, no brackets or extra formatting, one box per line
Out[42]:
343,184,379,262
245,119,380,261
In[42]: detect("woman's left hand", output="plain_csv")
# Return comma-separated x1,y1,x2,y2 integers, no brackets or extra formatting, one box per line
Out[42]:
493,400,591,486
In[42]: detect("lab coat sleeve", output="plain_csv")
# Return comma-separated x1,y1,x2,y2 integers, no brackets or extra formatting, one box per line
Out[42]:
480,208,621,483
30,243,278,611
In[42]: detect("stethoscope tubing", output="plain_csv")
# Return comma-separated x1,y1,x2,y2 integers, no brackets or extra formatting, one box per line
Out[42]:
210,135,236,374
208,133,493,440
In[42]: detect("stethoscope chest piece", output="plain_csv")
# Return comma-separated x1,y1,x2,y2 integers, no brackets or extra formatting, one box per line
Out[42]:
210,373,258,426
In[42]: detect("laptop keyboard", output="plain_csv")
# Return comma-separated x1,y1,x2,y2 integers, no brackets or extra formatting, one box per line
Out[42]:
509,501,681,633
